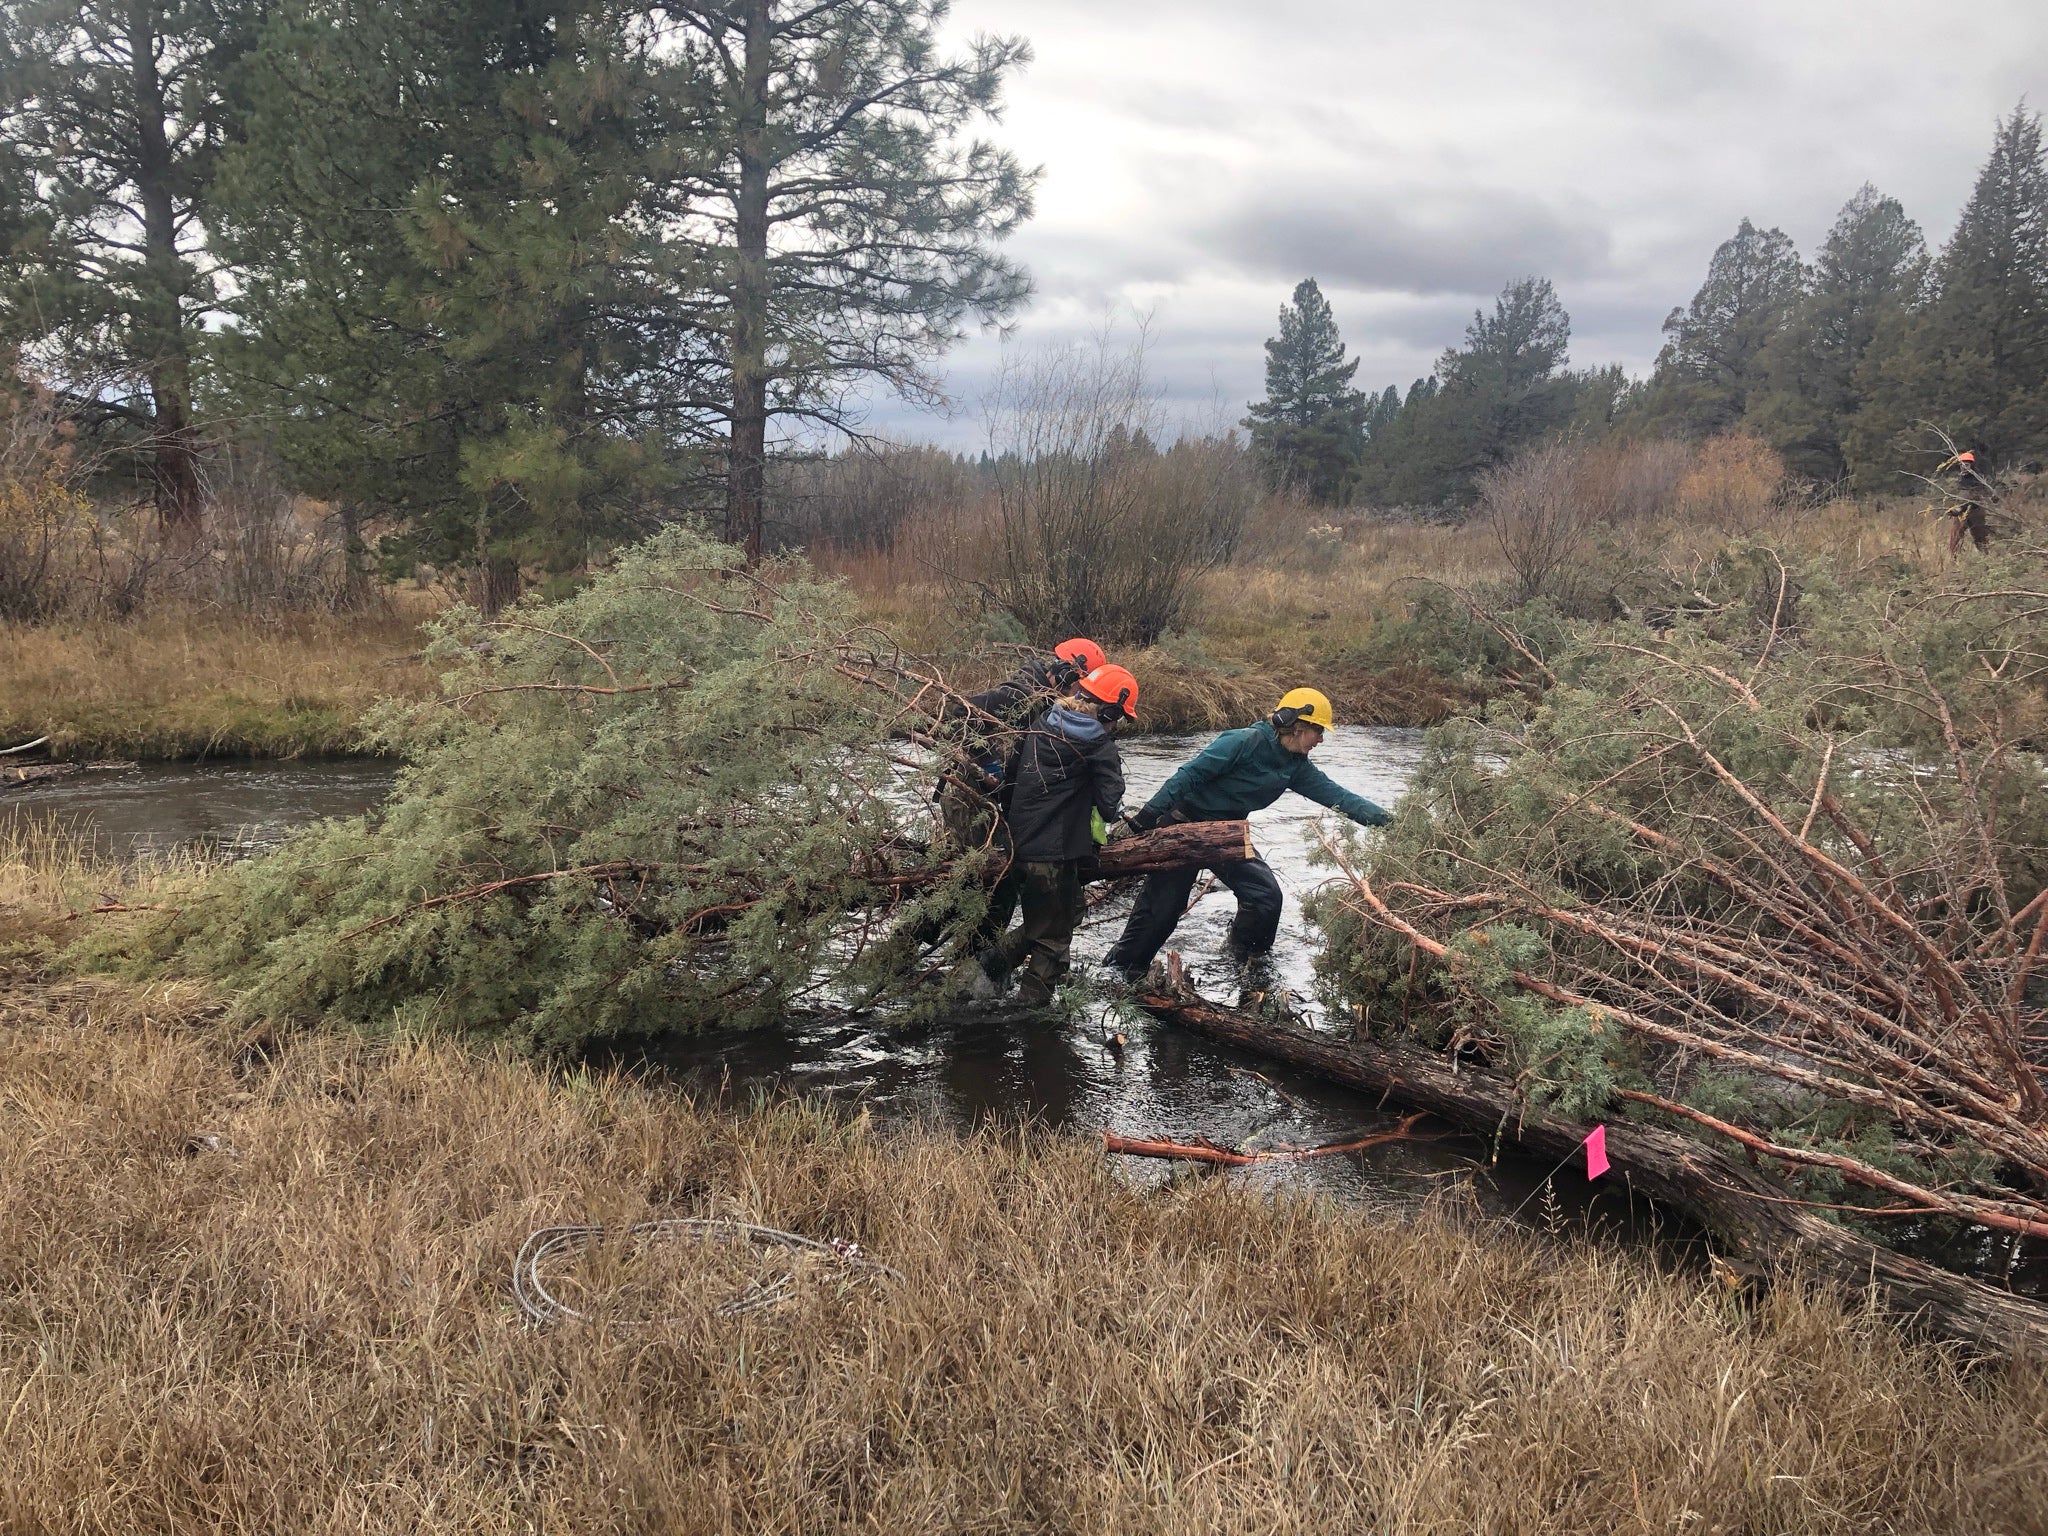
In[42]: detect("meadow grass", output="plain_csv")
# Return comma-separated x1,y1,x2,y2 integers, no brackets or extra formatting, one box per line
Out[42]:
1,844,2044,1534
0,602,437,760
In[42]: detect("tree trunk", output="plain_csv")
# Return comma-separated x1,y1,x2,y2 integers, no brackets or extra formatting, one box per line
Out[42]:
1134,984,2048,1358
467,556,522,616
724,0,772,564
1094,820,1255,878
128,0,203,531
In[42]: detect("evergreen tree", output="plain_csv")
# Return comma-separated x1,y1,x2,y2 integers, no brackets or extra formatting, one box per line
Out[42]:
1361,278,1577,507
0,0,259,525
1749,186,1925,483
215,0,717,606
1642,218,1805,436
1360,383,1401,447
659,0,1036,561
1244,276,1365,504
1850,105,2048,476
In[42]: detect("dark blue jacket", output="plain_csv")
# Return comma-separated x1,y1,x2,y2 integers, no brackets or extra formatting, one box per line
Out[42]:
1142,721,1390,827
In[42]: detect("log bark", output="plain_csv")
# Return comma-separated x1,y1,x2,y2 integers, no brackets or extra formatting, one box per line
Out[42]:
1095,820,1254,879
1134,982,2048,1358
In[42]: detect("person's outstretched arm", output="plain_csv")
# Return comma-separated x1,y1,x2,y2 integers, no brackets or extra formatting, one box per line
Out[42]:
1291,758,1391,827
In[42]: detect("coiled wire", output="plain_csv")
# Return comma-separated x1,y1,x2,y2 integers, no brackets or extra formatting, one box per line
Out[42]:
513,1218,903,1326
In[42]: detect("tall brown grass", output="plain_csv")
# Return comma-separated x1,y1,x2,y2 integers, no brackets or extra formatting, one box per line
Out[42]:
0,602,438,759
1,953,2043,1533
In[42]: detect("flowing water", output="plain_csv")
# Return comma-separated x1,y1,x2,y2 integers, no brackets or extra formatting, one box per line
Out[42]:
0,732,1676,1240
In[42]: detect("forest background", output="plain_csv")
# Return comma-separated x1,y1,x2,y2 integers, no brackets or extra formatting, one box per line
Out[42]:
0,0,2045,759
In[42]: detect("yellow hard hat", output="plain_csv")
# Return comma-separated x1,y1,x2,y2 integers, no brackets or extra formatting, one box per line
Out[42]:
1275,687,1334,730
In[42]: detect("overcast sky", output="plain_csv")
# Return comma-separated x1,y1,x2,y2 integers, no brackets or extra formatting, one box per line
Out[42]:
858,0,2045,447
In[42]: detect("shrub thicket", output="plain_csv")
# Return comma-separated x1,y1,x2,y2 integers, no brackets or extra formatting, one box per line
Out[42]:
1314,522,2048,1241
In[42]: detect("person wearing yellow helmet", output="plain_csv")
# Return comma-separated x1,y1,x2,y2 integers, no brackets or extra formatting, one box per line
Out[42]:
1101,685,1389,986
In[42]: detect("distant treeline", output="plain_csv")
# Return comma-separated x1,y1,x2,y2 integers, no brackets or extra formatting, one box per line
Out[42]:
1248,106,2048,508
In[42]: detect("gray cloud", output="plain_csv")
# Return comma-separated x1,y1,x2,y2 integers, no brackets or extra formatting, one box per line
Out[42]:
1199,191,1616,297
835,0,2048,448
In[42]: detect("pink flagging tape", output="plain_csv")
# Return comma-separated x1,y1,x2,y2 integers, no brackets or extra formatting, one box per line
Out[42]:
1584,1124,1610,1180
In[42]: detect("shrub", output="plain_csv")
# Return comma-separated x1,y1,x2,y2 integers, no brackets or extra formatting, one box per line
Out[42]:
974,334,1255,645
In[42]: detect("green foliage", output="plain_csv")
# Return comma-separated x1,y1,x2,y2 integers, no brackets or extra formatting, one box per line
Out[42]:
1353,279,1612,510
1748,185,1926,484
0,0,258,517
213,0,705,583
1638,218,1806,438
1314,529,2048,1224
119,526,987,1052
1848,105,2048,480
1245,277,1365,504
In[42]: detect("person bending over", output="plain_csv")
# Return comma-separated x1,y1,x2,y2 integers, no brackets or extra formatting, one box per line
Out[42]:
976,665,1138,1006
928,637,1108,964
1102,687,1390,986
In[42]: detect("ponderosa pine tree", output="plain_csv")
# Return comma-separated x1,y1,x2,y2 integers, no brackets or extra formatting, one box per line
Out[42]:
0,0,259,526
1641,218,1805,437
214,0,713,607
1849,105,2048,477
1748,186,1925,483
655,0,1035,561
1244,276,1365,503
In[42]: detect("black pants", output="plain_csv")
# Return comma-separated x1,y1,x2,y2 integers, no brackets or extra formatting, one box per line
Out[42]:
1102,856,1284,981
990,860,1086,1005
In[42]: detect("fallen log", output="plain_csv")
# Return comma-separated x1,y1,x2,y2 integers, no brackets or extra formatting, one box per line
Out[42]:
1102,1113,1437,1167
1133,975,2048,1358
3,759,134,789
1095,820,1254,879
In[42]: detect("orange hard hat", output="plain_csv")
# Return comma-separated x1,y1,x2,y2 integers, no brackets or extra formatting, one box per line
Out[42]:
1055,637,1106,675
1957,450,1976,463
1078,663,1139,720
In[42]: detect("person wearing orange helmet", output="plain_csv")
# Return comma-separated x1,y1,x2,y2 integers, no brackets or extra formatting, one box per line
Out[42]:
929,637,1112,967
1943,451,1994,556
972,664,1138,1006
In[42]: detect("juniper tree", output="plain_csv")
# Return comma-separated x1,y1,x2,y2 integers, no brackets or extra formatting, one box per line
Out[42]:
130,525,998,1049
1748,185,1926,483
1355,279,1581,508
1313,534,2048,1239
1244,276,1365,504
1641,218,1805,438
1850,105,2048,476
0,0,259,525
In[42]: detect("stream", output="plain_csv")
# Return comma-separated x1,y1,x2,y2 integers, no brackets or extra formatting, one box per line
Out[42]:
1,731,1676,1242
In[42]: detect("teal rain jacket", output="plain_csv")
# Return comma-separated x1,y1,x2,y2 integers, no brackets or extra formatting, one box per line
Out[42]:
1141,721,1390,827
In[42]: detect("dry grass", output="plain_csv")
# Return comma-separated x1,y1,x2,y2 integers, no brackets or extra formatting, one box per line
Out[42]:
2,801,2044,1532
0,964,2042,1534
0,600,439,760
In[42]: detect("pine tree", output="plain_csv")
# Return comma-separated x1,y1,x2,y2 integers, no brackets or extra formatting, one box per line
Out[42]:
1748,186,1925,483
214,0,716,606
1360,278,1577,507
659,0,1036,561
1849,105,2048,476
1244,277,1365,504
0,0,259,525
1642,218,1805,437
